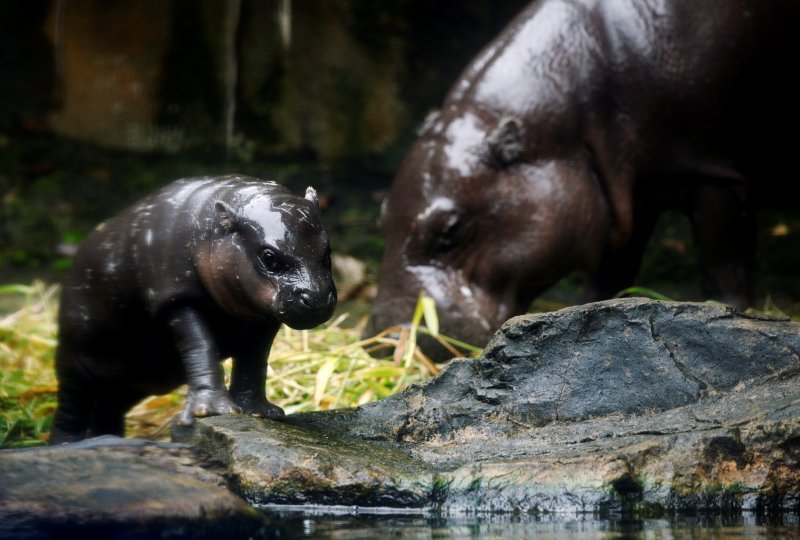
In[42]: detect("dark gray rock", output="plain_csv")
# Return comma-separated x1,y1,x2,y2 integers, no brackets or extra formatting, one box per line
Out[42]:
436,371,800,514
300,299,800,442
173,299,800,514
0,436,270,540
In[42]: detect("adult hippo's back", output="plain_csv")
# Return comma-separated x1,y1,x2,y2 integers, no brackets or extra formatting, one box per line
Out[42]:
367,0,800,359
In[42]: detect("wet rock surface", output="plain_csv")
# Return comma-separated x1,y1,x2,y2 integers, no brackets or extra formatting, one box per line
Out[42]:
172,414,436,507
0,436,270,539
175,299,800,514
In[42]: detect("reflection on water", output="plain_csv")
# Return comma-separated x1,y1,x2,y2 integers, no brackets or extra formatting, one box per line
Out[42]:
259,505,800,539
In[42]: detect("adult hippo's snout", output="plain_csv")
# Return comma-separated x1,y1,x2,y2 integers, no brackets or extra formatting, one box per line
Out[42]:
364,263,532,361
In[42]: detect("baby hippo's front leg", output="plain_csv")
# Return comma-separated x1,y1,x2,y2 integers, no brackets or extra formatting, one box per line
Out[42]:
179,386,242,425
228,324,285,419
166,307,242,426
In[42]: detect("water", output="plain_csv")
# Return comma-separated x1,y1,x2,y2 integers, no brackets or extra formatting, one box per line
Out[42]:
258,506,800,539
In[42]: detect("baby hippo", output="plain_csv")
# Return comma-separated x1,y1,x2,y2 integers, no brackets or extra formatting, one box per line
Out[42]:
50,175,337,444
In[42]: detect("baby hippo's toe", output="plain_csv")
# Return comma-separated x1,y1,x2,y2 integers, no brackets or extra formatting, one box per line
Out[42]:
246,401,285,420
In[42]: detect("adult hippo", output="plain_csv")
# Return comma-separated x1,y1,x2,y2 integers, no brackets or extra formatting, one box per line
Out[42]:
366,0,799,359
50,176,336,443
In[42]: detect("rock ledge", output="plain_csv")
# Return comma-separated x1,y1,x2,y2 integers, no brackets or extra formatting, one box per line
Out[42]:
176,299,800,515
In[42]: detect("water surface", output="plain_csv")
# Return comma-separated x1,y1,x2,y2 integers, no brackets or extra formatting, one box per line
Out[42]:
259,505,800,539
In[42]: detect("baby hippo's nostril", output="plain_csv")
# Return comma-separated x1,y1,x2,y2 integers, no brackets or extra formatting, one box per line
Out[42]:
299,292,312,309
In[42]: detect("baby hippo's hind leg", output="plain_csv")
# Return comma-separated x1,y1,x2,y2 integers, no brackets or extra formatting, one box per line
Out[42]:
50,377,95,444
87,388,148,438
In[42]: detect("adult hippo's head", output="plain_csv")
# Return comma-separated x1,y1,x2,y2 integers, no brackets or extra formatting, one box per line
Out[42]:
374,0,796,358
364,105,616,359
363,0,641,359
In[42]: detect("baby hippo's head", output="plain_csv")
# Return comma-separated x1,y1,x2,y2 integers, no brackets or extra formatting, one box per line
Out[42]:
199,185,337,328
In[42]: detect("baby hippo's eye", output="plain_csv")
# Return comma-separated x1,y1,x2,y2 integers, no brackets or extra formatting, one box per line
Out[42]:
260,248,285,274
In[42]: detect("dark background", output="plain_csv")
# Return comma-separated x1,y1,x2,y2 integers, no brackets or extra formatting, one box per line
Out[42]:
1,0,798,313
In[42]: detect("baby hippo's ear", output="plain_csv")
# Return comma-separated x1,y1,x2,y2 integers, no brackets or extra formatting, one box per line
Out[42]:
487,116,525,167
214,200,239,233
305,186,319,210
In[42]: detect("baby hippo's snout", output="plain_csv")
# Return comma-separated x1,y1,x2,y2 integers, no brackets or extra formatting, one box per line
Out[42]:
278,283,337,329
294,287,336,312
298,291,313,309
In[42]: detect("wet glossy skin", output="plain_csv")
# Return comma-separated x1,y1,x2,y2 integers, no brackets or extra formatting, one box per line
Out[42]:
50,176,336,443
367,0,799,359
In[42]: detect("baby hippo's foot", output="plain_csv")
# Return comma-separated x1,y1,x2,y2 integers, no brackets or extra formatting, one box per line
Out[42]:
231,391,286,419
178,388,242,426
246,400,286,420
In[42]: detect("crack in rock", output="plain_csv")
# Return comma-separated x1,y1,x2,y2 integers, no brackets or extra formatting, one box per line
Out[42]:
647,315,709,396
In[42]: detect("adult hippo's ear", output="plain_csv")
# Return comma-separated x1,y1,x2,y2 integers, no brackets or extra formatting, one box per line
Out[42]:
305,186,320,210
214,201,239,233
487,116,525,167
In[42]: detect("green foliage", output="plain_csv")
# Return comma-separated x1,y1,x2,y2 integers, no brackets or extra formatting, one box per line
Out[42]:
748,295,799,321
0,381,55,447
0,282,59,447
50,257,73,272
614,286,675,301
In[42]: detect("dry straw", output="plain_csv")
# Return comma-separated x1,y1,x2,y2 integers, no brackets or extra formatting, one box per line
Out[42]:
0,284,480,445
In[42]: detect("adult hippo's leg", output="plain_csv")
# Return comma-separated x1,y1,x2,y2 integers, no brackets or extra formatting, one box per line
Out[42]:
583,200,662,301
228,323,285,419
690,183,755,310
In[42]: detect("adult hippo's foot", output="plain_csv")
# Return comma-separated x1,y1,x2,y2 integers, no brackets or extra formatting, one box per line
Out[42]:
177,389,242,426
